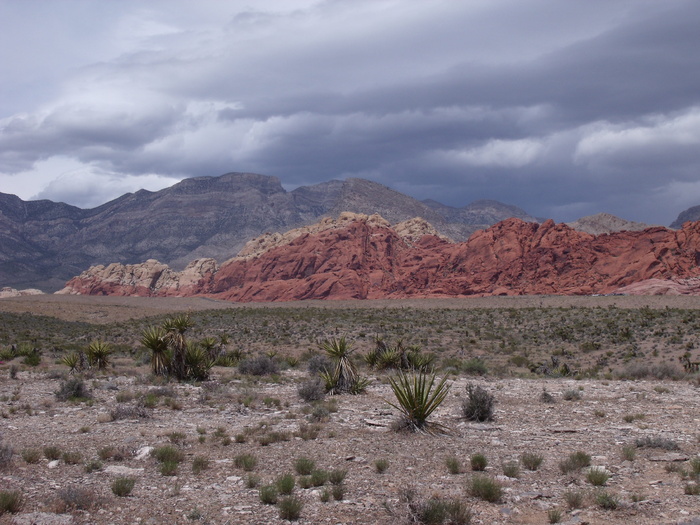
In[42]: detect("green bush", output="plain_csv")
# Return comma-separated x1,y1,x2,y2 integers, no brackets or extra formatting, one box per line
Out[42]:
278,496,303,521
111,477,135,497
276,473,295,495
294,457,315,475
470,454,487,472
234,453,257,471
0,490,23,514
521,452,543,471
462,384,495,422
259,485,278,505
469,475,502,503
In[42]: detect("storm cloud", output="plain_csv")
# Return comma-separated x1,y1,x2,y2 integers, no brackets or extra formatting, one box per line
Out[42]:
1,0,700,223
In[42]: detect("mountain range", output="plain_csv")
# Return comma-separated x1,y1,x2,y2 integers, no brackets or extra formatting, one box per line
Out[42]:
59,212,700,300
0,173,538,292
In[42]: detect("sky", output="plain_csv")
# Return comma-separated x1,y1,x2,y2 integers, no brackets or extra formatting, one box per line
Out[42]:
2,0,700,225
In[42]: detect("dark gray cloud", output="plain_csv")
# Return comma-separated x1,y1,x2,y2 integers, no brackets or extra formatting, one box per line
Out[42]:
1,0,700,225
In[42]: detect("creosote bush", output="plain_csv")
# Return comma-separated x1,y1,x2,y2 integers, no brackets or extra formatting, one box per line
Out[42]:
559,451,591,474
111,477,135,497
297,378,326,402
55,378,91,402
470,454,488,472
462,384,495,422
239,355,279,376
278,496,303,521
469,475,502,503
0,490,23,515
521,452,543,471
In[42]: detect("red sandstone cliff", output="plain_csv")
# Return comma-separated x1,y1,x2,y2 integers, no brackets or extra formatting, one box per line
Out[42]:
57,214,700,301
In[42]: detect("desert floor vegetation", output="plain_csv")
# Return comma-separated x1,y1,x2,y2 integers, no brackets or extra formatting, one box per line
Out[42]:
1,295,700,522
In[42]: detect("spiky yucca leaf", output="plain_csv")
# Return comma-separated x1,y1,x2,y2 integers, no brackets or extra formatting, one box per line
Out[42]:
86,340,111,370
387,370,451,434
141,326,170,376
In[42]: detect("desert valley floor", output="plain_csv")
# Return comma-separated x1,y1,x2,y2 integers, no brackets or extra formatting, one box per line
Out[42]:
2,295,700,525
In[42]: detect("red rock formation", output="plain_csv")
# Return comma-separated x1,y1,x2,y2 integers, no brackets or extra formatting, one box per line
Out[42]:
57,214,700,301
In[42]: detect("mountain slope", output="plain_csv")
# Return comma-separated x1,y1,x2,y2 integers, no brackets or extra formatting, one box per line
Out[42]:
0,173,535,291
59,214,700,301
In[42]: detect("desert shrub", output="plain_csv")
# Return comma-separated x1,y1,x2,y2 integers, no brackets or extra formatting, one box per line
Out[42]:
562,389,581,401
685,483,700,495
43,446,61,461
246,474,261,488
192,456,209,474
388,370,451,434
57,486,96,510
278,496,303,521
595,490,619,510
0,441,12,470
276,473,295,495
462,384,495,422
521,452,543,471
62,451,82,465
110,405,150,420
239,355,279,376
21,448,41,464
635,436,680,450
111,477,135,497
445,456,461,475
563,489,584,509
55,378,91,401
235,453,257,471
461,358,488,376
375,459,389,474
84,460,103,473
295,423,321,441
0,490,23,514
259,485,278,505
329,468,347,485
617,363,683,380
502,461,520,478
409,496,472,524
331,484,345,501
470,454,487,472
295,457,315,475
540,389,555,404
559,451,591,474
587,467,610,486
469,475,502,503
311,469,329,487
152,445,184,464
621,444,636,461
298,378,326,402
307,354,332,374
547,508,562,524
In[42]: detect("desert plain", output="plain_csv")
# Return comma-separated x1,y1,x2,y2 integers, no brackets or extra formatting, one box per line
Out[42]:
2,295,700,524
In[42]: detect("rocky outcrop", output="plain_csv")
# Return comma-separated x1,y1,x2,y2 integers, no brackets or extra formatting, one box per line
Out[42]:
59,215,700,300
566,213,652,235
58,258,217,297
0,287,44,298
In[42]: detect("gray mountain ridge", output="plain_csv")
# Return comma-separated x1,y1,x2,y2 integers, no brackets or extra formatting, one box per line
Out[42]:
0,172,534,292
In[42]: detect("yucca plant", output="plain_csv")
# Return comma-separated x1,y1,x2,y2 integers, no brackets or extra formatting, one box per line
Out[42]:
319,337,365,394
386,370,451,434
141,326,170,376
163,315,193,380
184,342,212,381
86,340,111,370
60,352,81,374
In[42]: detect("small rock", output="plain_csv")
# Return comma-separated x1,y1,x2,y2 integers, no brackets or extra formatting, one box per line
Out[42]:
48,460,60,469
135,446,153,460
649,453,688,462
104,465,144,476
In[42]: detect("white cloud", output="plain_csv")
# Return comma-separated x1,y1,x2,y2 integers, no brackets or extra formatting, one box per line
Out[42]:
574,107,700,164
439,139,545,168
